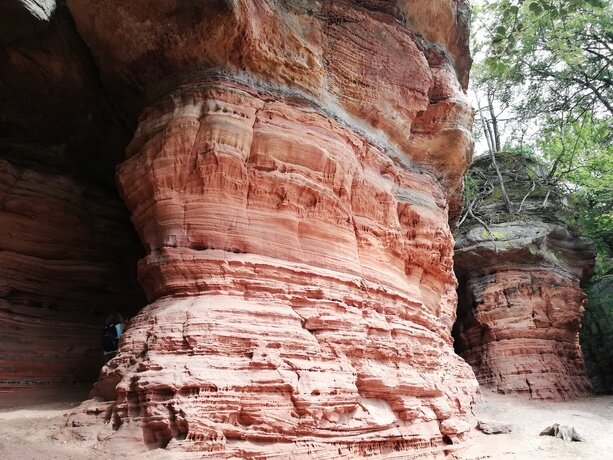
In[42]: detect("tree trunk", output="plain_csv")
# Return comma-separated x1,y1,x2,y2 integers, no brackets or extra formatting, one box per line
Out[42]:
476,96,513,214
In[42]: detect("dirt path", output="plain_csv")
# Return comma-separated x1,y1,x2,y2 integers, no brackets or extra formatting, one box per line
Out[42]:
0,385,611,459
0,385,175,460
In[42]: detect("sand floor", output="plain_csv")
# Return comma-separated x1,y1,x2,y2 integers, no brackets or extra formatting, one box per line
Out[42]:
0,385,611,459
462,389,613,460
0,385,95,460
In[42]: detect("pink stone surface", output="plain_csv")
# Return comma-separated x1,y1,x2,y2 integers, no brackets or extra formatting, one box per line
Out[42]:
65,1,479,457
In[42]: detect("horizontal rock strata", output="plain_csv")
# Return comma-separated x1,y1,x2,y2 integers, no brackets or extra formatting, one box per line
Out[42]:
66,0,473,218
0,145,144,384
63,0,479,457
454,154,595,400
73,78,478,458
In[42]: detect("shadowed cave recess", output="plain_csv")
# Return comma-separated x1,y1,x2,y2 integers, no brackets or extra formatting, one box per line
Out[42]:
0,142,146,384
0,3,146,385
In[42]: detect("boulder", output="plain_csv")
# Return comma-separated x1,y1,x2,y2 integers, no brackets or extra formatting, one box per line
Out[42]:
477,420,513,435
540,423,585,442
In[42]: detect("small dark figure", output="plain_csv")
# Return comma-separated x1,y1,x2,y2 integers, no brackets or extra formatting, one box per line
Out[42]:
103,312,124,358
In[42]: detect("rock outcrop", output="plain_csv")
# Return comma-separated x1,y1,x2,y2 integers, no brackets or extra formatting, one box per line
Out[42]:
62,0,479,457
0,4,132,187
0,143,144,384
0,2,145,384
454,153,595,400
582,271,613,394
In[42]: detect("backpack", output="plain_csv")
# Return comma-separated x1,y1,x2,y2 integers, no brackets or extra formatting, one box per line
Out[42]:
102,323,119,353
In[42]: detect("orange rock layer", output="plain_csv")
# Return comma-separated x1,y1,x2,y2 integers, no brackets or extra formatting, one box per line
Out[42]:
72,79,479,457
66,0,479,457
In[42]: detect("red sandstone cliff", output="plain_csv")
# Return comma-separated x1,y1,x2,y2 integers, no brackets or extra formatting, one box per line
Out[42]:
454,154,595,400
61,0,479,457
1,0,480,457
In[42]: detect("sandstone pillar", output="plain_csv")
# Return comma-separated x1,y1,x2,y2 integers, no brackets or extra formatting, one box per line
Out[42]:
67,1,479,456
454,154,595,400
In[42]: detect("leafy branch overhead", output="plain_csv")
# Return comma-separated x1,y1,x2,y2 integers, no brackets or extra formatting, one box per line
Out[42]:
468,0,612,276
484,0,611,114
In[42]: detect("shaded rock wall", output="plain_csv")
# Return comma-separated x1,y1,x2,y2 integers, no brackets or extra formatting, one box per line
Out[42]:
0,4,132,187
0,144,144,384
582,272,613,394
65,0,480,457
454,154,595,400
0,2,145,384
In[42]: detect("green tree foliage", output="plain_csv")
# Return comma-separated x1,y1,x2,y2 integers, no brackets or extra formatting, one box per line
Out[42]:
470,0,613,277
547,115,613,274
486,0,611,117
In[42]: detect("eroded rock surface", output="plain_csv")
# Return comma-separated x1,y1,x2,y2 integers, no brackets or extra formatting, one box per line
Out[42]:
65,0,479,457
454,154,595,400
66,0,473,218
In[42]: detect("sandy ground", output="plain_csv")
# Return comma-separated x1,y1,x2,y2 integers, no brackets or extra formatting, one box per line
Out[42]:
462,389,613,460
0,384,97,460
0,385,611,459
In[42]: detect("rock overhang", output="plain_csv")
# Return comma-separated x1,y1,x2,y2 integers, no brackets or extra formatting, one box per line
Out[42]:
66,0,474,217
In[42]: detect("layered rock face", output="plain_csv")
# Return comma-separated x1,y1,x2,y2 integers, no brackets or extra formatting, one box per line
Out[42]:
0,144,144,384
582,272,613,394
454,154,595,400
1,2,144,385
64,0,479,457
66,0,474,217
